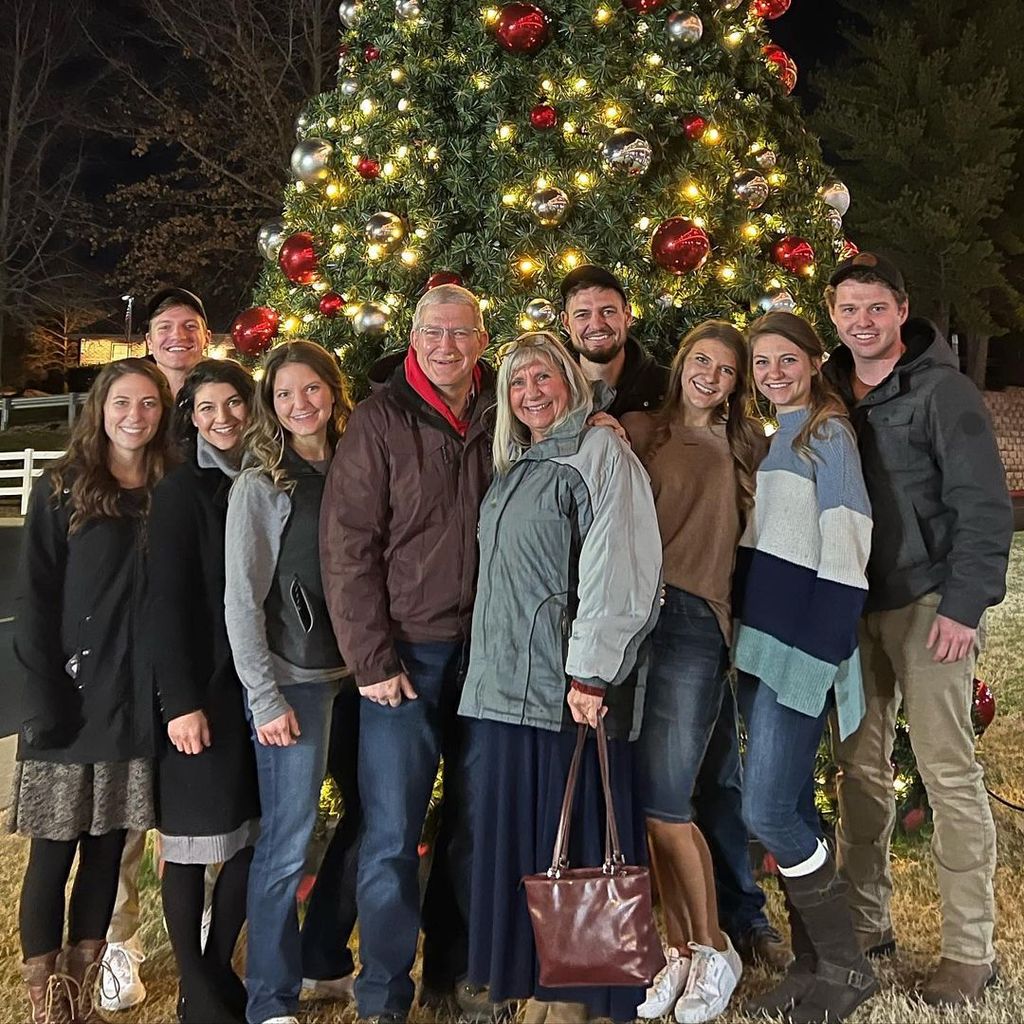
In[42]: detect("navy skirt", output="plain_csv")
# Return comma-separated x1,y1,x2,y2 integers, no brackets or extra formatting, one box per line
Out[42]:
464,718,646,1022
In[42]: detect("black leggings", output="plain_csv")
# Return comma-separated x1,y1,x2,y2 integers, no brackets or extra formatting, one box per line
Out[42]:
20,830,127,959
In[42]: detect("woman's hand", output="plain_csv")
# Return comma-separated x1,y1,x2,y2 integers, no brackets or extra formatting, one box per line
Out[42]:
256,708,301,747
566,688,607,729
167,710,211,755
586,411,630,445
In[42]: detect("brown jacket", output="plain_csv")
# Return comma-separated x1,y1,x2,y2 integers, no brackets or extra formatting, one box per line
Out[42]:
320,353,496,685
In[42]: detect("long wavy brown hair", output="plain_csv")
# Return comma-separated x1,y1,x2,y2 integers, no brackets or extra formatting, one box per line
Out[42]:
747,311,851,459
644,320,761,513
243,340,353,492
51,358,176,533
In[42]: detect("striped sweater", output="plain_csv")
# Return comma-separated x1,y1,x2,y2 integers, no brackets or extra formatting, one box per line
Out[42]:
732,408,872,740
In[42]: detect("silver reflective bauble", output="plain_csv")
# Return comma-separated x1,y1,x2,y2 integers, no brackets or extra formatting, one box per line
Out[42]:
600,128,653,177
759,288,796,313
732,169,769,209
754,147,777,170
395,0,422,20
257,219,287,261
338,0,363,29
530,186,570,228
290,138,334,183
666,12,703,45
364,211,406,248
655,291,675,310
824,207,843,234
820,179,851,216
352,301,390,337
525,298,556,326
340,77,359,96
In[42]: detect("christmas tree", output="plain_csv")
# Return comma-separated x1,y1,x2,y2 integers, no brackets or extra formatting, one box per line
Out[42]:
235,0,854,385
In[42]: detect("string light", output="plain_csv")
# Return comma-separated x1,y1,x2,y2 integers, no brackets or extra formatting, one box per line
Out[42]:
562,121,577,135
682,181,701,200
768,170,787,187
359,98,375,116
282,316,300,333
702,126,722,145
560,249,582,270
472,73,490,90
574,171,594,189
724,28,745,47
573,77,589,93
593,6,613,25
742,222,760,240
517,256,541,276
400,249,419,266
391,68,405,83
602,104,622,125
325,182,343,199
646,54,663,67
637,216,651,230
381,161,397,177
541,78,555,92
302,313,316,323
367,243,384,261
497,123,515,141
502,191,519,206
295,181,306,193
718,265,737,283
482,6,500,25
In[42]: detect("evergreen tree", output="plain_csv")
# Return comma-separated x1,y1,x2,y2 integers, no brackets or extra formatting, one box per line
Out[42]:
811,0,1024,386
239,0,847,386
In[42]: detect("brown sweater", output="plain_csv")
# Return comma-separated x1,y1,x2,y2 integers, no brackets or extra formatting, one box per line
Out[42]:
622,413,742,644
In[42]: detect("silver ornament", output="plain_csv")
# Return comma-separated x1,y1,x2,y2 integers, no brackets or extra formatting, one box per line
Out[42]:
338,0,363,28
824,207,843,234
340,77,359,96
290,138,334,183
530,186,570,228
820,180,851,217
295,112,309,138
759,288,796,313
257,219,287,261
666,12,703,45
754,148,777,170
732,169,770,210
600,128,653,177
655,291,675,310
364,211,406,248
395,0,422,20
352,301,390,336
525,298,556,326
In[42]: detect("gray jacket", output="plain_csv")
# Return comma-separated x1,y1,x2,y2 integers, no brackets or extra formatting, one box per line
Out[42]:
458,406,663,741
824,319,1013,626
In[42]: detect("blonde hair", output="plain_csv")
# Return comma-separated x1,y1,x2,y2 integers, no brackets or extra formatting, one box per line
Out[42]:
243,341,353,491
492,331,593,475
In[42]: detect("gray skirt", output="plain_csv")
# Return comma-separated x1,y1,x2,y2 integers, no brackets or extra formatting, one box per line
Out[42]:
6,758,155,841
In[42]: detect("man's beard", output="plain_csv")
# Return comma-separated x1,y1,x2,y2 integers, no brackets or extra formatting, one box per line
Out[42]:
573,333,626,365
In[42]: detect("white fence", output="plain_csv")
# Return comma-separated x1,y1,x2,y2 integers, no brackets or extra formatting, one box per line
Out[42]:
0,449,66,515
0,393,85,431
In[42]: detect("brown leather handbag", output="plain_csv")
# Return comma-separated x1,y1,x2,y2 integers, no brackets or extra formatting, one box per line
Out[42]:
522,719,665,988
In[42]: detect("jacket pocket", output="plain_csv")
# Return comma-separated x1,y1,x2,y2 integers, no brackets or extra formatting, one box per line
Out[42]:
867,405,915,471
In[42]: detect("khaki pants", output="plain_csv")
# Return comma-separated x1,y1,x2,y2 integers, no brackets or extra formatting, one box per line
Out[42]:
832,593,996,965
106,829,146,944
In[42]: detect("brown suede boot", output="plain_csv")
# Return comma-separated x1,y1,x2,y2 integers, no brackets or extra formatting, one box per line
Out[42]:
60,940,107,1024
20,952,76,1024
920,958,998,1006
521,999,588,1023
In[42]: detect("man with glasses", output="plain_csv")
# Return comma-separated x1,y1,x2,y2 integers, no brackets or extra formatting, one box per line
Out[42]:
320,285,495,1024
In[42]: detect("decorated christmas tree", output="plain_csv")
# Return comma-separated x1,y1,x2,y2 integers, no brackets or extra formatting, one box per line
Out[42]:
235,0,854,385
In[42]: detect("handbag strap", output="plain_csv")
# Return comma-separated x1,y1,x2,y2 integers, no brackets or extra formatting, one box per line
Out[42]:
548,724,589,874
594,717,625,869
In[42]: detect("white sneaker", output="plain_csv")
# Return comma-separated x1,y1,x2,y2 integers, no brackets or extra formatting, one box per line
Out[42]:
637,946,690,1018
300,973,355,1001
260,1018,299,1024
674,935,743,1023
99,933,147,1011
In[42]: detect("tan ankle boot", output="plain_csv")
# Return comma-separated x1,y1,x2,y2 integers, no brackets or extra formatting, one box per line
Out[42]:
20,951,75,1024
921,958,998,1006
521,999,588,1023
60,940,106,1024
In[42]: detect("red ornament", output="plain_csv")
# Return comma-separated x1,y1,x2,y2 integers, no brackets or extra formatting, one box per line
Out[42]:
621,0,668,12
231,306,279,356
495,3,551,54
973,679,996,736
762,43,798,94
356,156,381,179
338,44,350,59
771,235,815,275
838,238,860,260
425,271,463,290
680,114,707,141
363,45,381,61
530,103,558,130
318,291,344,318
751,0,791,19
651,217,711,275
278,232,319,284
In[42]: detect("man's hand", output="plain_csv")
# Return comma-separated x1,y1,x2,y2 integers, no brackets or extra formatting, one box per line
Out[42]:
926,613,977,664
256,708,301,747
360,671,418,708
586,411,629,445
566,688,607,729
167,710,211,755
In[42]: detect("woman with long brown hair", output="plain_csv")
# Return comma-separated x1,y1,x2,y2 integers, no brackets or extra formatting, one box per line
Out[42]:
223,341,355,1024
621,322,763,1023
11,358,174,1023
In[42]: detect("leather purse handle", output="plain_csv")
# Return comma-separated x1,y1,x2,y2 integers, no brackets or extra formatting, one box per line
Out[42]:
547,718,624,877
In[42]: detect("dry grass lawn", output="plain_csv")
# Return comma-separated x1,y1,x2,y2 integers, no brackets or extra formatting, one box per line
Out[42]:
3,537,1024,1023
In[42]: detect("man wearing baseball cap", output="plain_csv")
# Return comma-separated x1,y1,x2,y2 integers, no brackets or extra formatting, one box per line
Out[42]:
145,287,210,396
823,251,1012,1006
559,265,667,417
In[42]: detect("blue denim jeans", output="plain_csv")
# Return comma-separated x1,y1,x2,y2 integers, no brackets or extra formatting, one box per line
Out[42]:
354,640,471,1018
244,681,337,1024
736,670,829,870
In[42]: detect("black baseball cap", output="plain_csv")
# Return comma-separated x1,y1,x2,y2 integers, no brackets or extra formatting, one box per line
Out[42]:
559,265,628,307
828,252,905,294
146,287,208,326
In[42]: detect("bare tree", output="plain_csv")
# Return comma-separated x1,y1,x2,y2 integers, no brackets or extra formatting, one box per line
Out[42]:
0,0,89,387
22,286,108,387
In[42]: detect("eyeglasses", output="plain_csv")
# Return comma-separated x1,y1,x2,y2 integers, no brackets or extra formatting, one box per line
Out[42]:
415,326,480,344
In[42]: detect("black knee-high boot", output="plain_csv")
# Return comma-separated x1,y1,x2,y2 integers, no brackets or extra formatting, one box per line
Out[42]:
202,847,253,1020
783,855,878,1024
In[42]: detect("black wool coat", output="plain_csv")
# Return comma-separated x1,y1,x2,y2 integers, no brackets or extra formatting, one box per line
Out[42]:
144,451,259,837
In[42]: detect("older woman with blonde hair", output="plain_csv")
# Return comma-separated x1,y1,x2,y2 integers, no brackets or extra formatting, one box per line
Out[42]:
459,331,663,1023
